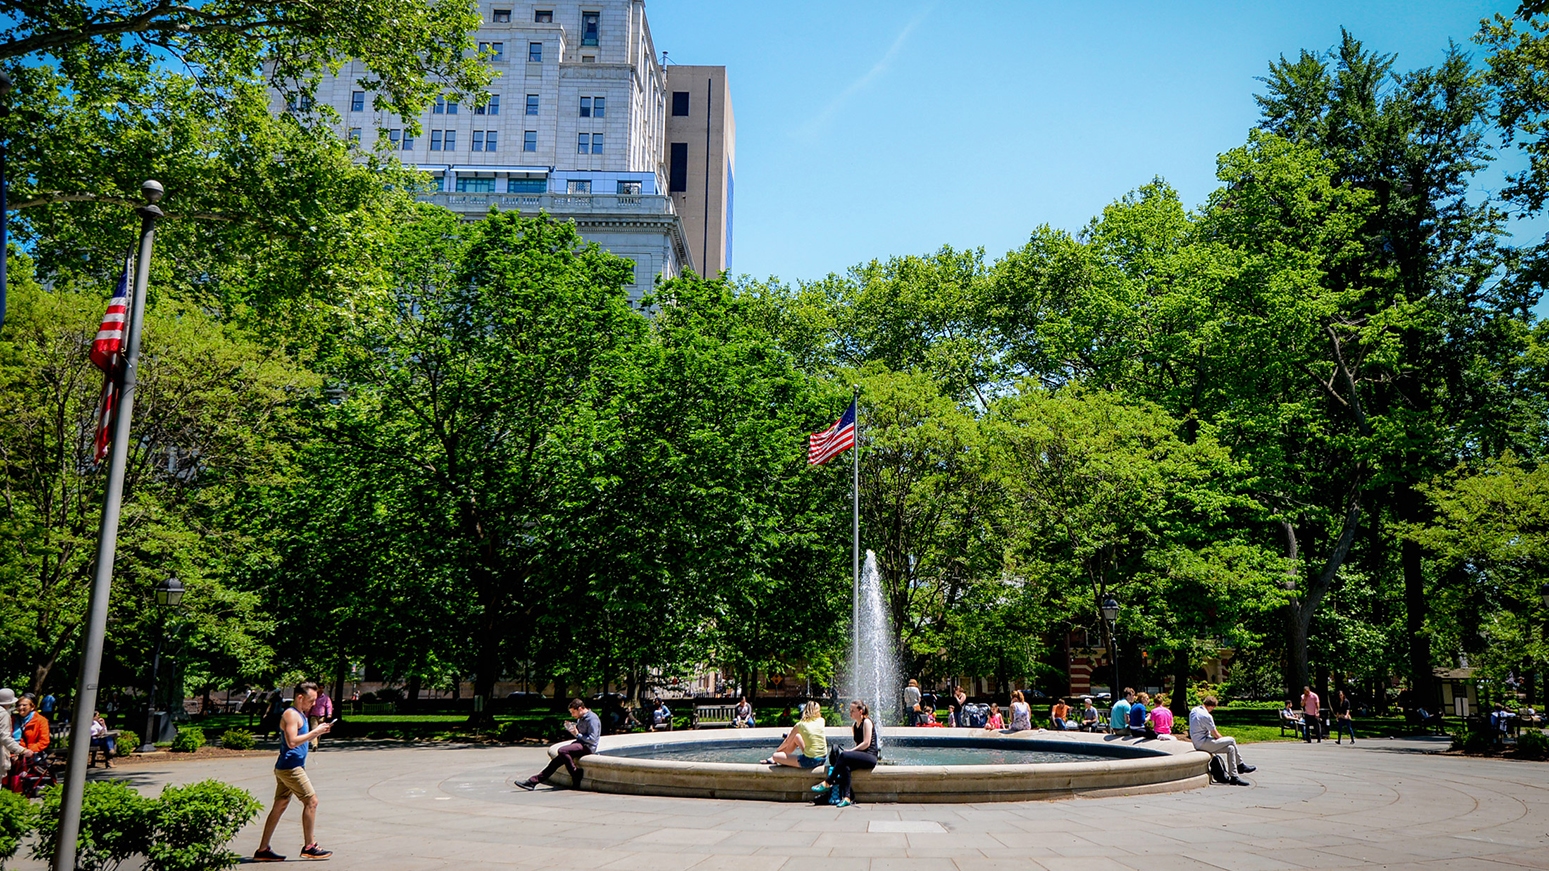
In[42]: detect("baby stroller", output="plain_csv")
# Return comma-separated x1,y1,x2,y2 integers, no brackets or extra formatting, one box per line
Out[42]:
16,751,59,798
960,703,989,728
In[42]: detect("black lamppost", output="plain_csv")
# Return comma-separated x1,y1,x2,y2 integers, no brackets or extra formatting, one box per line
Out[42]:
139,575,185,752
1100,594,1120,700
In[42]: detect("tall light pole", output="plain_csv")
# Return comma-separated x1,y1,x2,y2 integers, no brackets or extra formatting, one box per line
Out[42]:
139,575,185,752
54,180,162,871
1100,594,1120,701
0,67,12,335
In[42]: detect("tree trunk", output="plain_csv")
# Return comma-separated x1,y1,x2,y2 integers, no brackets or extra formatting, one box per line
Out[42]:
331,656,347,706
1401,533,1435,711
405,674,422,714
1286,606,1311,702
1170,649,1190,717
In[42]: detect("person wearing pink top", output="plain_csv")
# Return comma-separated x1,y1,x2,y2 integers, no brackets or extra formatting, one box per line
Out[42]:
1149,704,1175,737
1301,687,1322,743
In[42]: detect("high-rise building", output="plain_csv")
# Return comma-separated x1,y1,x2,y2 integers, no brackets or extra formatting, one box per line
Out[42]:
275,1,734,297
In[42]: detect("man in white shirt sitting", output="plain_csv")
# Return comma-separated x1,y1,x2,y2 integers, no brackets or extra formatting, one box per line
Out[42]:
1189,696,1256,786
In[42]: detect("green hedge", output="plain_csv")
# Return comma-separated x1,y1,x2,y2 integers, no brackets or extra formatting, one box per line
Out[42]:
29,779,259,871
0,789,36,866
171,727,206,753
218,730,254,751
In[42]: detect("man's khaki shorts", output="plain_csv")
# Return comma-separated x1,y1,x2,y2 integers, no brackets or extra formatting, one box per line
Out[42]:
273,766,316,802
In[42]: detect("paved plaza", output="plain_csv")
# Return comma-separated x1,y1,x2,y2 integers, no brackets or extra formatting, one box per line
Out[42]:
27,737,1549,870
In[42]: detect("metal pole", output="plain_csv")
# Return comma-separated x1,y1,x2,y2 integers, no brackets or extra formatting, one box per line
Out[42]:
0,68,12,336
139,625,164,752
54,181,162,871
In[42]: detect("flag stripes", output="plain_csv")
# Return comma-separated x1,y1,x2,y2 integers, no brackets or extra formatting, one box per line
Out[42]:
808,400,856,466
91,256,134,463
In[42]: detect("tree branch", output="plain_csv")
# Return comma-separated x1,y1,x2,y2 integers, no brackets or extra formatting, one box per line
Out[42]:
11,190,240,222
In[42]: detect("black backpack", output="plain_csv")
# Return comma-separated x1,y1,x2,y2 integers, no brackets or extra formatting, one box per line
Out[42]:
1207,754,1230,784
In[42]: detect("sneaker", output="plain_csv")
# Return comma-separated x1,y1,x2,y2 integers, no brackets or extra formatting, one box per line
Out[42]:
300,844,333,860
810,782,830,793
1238,764,1257,773
515,780,537,791
253,847,286,862
834,798,853,807
1227,776,1251,786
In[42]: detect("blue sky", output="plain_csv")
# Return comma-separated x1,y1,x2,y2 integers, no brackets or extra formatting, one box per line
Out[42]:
646,0,1537,295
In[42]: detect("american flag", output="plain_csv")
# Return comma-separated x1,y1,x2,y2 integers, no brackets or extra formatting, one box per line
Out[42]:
90,257,133,462
808,400,856,466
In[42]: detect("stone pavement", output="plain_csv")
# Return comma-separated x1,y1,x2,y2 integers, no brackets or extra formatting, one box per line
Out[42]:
21,736,1549,870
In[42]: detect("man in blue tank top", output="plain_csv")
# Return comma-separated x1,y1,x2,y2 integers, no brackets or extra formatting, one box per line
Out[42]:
254,682,334,861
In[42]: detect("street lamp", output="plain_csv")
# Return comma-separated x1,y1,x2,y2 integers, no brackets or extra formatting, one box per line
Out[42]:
139,575,184,752
1100,595,1120,700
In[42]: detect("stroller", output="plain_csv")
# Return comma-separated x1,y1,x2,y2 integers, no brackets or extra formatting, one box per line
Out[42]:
959,703,989,728
16,751,59,798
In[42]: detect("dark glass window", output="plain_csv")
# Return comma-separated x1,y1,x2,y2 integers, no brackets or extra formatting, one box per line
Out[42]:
492,9,510,22
456,177,495,193
577,133,589,154
430,130,443,151
593,96,605,118
443,130,456,150
526,94,539,115
669,142,688,192
350,91,365,112
528,42,542,62
523,130,537,151
508,178,545,193
671,91,689,116
534,10,552,22
472,131,484,151
582,11,599,45
579,97,591,118
590,133,603,154
617,180,641,195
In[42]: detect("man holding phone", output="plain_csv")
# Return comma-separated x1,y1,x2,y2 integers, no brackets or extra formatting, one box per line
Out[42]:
254,682,334,861
517,698,600,790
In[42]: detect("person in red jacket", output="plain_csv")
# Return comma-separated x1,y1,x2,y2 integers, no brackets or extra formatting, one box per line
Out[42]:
5,695,48,793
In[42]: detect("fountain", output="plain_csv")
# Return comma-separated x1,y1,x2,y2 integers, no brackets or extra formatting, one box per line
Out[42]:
845,550,900,724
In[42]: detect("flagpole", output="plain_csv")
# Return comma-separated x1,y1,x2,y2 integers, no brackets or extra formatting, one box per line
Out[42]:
54,181,162,871
852,385,860,650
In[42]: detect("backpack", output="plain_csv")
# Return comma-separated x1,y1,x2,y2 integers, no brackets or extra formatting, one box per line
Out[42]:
1207,754,1230,784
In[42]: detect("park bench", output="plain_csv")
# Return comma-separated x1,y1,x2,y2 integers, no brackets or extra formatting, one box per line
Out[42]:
1280,709,1307,738
690,704,738,729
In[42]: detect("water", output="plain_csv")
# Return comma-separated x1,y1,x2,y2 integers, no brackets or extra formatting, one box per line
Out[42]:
601,737,1163,766
845,550,901,725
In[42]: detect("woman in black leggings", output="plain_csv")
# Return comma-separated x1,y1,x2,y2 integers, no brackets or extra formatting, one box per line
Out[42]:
813,700,881,807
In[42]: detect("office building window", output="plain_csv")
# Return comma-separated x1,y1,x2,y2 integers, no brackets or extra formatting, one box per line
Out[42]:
669,142,688,192
492,8,510,22
528,42,542,62
508,177,545,193
525,94,539,115
478,41,504,60
456,177,496,193
672,91,689,116
577,133,589,154
581,55,595,63
435,96,460,115
567,179,591,194
288,95,314,111
472,131,483,151
471,131,496,152
590,133,603,154
430,130,443,151
401,132,414,150
348,127,362,142
617,180,641,195
580,96,591,118
581,11,599,45
389,129,401,148
350,91,365,111
443,130,456,151
592,96,605,117
475,94,499,115
534,9,552,22
523,130,537,151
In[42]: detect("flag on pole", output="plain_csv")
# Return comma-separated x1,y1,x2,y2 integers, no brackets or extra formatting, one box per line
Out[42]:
808,400,856,465
90,256,133,463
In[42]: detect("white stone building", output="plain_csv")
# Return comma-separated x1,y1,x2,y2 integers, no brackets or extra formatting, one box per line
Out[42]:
275,0,733,298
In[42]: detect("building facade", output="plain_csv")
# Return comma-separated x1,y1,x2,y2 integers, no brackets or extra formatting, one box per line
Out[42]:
276,0,733,297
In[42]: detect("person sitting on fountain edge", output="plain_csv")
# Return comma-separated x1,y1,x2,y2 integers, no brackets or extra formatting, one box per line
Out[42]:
762,701,826,769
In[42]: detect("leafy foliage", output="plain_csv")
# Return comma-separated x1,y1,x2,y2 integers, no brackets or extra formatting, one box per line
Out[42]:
147,780,262,871
32,781,155,871
0,788,36,867
170,727,205,753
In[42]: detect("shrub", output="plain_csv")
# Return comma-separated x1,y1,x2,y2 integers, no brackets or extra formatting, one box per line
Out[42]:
147,780,261,871
32,780,155,871
0,788,36,866
116,730,140,755
1450,728,1494,754
171,727,205,753
1514,729,1549,760
218,730,254,751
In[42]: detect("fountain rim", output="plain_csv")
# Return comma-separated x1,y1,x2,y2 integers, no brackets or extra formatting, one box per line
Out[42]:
546,726,1212,802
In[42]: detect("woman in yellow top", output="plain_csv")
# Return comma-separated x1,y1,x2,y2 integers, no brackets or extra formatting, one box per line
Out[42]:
761,701,828,769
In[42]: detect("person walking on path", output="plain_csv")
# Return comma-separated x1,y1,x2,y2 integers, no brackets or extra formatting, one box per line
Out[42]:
763,701,826,768
1301,686,1322,743
253,682,334,862
903,680,921,727
1110,689,1134,736
308,685,334,750
1189,697,1255,786
812,700,881,808
1009,690,1032,731
1334,691,1357,744
517,699,601,790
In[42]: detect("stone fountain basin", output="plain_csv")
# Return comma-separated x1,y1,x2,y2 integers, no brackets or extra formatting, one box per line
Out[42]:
545,727,1211,802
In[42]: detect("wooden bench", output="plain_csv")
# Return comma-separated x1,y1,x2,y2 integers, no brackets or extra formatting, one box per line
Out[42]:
690,704,738,729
